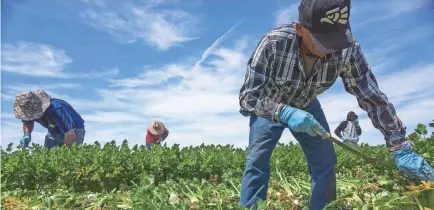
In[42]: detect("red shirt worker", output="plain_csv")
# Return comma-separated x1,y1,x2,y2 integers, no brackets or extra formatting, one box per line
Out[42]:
145,120,169,150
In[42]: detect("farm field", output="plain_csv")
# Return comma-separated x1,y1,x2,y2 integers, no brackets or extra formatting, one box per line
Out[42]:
1,122,434,210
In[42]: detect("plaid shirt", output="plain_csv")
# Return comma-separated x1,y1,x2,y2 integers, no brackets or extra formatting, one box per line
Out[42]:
239,22,406,149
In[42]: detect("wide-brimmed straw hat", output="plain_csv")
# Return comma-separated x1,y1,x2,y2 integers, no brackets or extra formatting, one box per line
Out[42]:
13,90,51,121
148,120,165,135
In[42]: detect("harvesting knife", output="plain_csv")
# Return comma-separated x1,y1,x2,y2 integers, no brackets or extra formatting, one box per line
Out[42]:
313,128,377,164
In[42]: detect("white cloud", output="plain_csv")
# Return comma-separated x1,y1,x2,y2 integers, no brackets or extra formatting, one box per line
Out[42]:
378,64,434,104
274,3,299,26
108,64,190,88
79,0,199,51
351,0,433,27
81,111,144,123
1,82,83,103
1,42,119,78
362,44,399,74
4,83,82,93
78,67,120,78
2,42,72,77
79,0,106,7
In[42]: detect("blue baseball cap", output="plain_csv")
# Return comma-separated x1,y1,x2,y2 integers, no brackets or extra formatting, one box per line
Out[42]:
298,0,353,54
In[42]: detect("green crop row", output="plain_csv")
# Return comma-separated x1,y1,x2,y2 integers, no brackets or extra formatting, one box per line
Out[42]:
2,175,433,210
1,121,434,209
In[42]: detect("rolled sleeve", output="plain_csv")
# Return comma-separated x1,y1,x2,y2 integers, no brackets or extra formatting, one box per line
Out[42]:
52,107,76,134
340,41,406,148
239,37,282,122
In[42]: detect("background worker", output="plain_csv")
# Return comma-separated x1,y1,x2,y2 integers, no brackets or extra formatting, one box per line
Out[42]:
145,120,169,150
334,111,362,147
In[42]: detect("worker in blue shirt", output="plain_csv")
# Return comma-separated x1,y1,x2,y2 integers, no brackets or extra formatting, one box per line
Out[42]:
13,90,86,149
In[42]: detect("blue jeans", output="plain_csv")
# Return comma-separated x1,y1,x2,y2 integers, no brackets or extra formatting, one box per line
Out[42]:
44,128,86,149
239,98,337,210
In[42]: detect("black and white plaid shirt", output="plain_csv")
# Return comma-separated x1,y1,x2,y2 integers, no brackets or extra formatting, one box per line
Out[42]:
239,22,406,149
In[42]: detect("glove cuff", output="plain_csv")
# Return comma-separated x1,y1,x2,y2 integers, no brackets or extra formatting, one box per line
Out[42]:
278,105,296,123
23,133,31,137
273,103,286,122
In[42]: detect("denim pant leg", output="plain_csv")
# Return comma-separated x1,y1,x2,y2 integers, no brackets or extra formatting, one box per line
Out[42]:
74,128,86,145
146,143,151,150
289,98,337,210
239,115,286,208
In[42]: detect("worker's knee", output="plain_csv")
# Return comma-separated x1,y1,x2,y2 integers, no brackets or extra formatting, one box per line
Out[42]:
312,153,337,178
322,145,337,168
310,144,337,175
245,144,272,170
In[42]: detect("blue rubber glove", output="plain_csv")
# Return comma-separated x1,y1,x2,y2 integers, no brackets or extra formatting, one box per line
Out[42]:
279,105,328,138
354,119,359,127
20,133,31,148
392,143,434,181
340,136,349,142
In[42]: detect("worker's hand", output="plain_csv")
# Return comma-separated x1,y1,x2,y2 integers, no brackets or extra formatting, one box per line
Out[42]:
340,136,349,142
20,134,31,148
354,119,359,126
64,130,77,147
392,143,434,181
279,105,328,138
156,137,163,144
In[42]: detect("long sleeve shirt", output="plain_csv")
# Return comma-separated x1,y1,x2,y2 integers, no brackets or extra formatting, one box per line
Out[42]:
238,22,406,149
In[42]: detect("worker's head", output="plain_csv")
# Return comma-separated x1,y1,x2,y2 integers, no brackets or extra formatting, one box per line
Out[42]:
13,90,51,121
347,111,358,121
296,0,353,57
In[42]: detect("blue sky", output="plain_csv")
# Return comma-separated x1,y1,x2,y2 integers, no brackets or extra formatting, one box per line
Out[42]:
1,0,434,149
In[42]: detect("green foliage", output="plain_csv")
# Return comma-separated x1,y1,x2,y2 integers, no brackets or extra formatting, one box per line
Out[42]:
415,123,428,138
1,121,434,209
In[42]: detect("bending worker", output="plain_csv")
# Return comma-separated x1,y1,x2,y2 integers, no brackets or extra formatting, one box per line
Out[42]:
145,120,169,150
237,0,434,209
13,90,85,149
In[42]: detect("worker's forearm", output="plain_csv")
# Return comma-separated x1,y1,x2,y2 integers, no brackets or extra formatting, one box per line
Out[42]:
23,122,34,134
